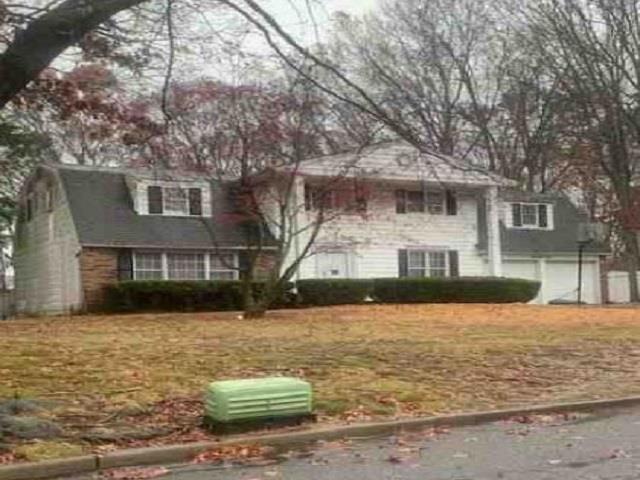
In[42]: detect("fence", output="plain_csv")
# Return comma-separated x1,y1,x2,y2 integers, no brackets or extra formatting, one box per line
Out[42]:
607,271,640,303
0,290,15,319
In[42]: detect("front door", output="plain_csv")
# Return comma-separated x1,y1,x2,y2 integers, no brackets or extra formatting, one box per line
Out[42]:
317,252,349,278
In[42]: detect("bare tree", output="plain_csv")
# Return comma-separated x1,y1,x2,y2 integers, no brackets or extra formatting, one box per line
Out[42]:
125,75,370,317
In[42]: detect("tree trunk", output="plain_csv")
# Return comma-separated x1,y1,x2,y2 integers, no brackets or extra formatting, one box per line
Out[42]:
622,229,640,303
0,0,148,108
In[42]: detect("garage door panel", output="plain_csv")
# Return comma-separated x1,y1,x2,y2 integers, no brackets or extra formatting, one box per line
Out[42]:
545,261,599,304
502,260,541,303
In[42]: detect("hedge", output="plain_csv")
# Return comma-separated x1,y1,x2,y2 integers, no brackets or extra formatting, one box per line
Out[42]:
296,279,373,306
104,280,295,312
372,277,541,304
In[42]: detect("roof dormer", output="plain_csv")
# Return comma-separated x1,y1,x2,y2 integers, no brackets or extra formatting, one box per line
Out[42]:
134,179,211,217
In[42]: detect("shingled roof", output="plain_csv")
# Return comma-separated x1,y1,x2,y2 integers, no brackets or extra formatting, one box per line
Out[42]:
478,189,610,255
56,166,268,249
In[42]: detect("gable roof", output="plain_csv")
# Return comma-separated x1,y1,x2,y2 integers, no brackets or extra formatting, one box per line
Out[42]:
478,189,610,255
290,141,513,187
55,166,265,249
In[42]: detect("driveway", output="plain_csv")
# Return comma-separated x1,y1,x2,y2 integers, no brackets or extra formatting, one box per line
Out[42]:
68,405,640,479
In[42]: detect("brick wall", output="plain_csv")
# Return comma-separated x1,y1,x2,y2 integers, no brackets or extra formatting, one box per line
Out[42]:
79,247,119,311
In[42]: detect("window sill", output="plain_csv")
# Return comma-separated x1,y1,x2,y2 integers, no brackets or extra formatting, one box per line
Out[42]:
508,226,553,231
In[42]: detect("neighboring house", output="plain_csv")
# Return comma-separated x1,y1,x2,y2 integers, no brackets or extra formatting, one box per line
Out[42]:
13,165,270,314
14,142,609,314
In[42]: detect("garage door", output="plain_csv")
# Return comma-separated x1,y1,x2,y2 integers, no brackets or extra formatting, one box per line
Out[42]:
545,260,599,304
502,259,600,304
502,260,542,303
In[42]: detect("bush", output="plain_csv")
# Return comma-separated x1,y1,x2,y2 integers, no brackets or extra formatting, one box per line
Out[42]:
104,280,295,313
373,277,540,304
296,279,373,306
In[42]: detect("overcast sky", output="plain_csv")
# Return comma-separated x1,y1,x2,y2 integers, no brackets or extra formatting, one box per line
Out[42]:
264,0,379,42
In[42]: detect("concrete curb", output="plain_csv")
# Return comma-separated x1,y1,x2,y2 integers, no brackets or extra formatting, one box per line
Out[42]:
3,395,640,480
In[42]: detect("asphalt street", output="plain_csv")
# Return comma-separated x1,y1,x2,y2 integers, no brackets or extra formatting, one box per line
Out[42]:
69,406,640,479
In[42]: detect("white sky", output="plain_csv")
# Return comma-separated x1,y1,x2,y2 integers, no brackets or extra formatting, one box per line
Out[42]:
259,0,378,43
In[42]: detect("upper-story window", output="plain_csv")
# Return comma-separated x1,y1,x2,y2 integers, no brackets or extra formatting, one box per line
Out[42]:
147,185,202,216
304,184,368,213
511,202,551,229
396,189,457,215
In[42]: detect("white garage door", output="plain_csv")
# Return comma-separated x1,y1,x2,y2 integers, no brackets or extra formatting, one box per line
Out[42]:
545,260,599,304
502,259,600,304
502,260,542,303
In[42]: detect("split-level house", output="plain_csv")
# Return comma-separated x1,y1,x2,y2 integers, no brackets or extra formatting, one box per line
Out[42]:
14,142,609,314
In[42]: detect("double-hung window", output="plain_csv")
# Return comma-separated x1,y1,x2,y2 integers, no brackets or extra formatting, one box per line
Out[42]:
396,189,456,215
407,250,448,278
147,185,203,216
134,252,163,280
210,254,237,280
511,203,550,229
164,188,188,215
167,252,206,280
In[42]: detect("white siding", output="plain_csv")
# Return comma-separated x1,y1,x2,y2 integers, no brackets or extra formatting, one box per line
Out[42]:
607,271,640,303
292,181,486,279
13,170,82,314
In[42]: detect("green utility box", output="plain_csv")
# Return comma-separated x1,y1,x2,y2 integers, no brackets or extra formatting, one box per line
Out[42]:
204,377,314,433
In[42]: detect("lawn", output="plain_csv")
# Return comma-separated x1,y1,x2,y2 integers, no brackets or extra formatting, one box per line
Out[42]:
2,304,640,460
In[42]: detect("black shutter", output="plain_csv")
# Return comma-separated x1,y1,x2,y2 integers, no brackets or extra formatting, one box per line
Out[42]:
395,190,406,214
238,250,250,280
398,249,408,277
512,203,522,227
538,204,548,228
188,188,202,216
117,249,133,281
446,190,457,216
304,185,313,211
448,250,459,277
148,186,163,214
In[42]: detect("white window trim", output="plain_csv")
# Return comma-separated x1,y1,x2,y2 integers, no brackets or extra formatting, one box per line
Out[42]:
209,253,240,280
133,251,164,280
163,187,189,216
426,191,445,215
509,202,554,231
407,249,449,278
143,181,206,218
133,251,239,281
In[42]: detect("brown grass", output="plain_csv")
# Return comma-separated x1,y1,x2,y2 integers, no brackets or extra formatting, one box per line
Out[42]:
2,304,640,427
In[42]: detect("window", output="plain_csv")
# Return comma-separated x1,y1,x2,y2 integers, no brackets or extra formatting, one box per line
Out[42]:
167,252,206,280
164,188,188,215
511,203,550,229
396,190,424,213
305,185,336,211
426,192,444,215
134,252,163,280
147,185,203,216
406,250,449,277
402,250,453,278
210,254,238,280
407,250,427,277
428,251,447,277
